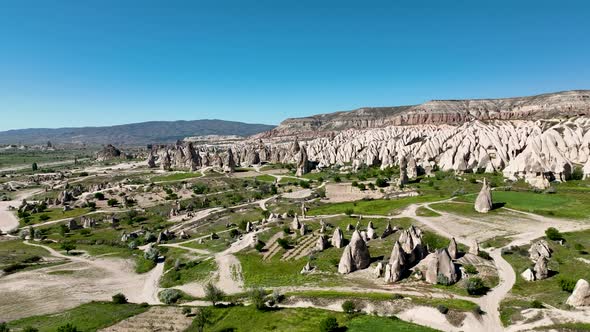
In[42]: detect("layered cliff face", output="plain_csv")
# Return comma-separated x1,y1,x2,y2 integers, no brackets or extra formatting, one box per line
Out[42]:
256,90,590,139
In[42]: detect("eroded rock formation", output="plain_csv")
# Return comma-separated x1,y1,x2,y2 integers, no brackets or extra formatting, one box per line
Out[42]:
474,179,493,213
338,230,371,274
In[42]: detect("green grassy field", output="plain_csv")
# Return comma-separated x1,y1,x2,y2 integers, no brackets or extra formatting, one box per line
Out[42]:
0,239,51,271
186,305,439,332
7,301,148,332
159,248,216,288
308,195,442,216
21,207,94,226
0,149,93,168
456,189,590,219
500,229,590,325
151,172,202,182
255,174,276,182
285,290,479,312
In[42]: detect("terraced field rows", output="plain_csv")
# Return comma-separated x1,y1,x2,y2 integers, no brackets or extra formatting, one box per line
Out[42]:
281,234,317,261
99,306,192,332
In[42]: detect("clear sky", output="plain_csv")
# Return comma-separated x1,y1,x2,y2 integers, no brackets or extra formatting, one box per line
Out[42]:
1,0,589,131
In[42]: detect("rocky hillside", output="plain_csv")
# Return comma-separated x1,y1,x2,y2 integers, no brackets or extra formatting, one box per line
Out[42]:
0,120,275,146
258,90,590,138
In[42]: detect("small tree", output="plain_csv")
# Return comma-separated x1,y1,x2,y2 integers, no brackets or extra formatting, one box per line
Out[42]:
344,208,354,217
144,246,160,262
32,163,38,171
249,287,267,310
466,277,488,295
94,192,105,200
342,300,356,314
159,289,182,304
23,327,39,332
0,322,8,332
60,241,76,254
107,198,119,207
375,178,388,187
112,293,128,304
192,307,212,332
319,317,339,332
545,227,563,241
204,282,225,306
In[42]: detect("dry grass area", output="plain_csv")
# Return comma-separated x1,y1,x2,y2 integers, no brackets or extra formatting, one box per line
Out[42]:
99,306,193,332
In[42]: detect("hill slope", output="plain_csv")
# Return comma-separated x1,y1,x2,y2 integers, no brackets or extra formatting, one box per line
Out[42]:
257,90,590,138
0,119,275,146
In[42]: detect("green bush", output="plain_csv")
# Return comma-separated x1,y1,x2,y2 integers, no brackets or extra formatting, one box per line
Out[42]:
159,289,183,304
375,177,388,187
319,317,340,332
254,240,266,252
277,238,290,250
94,192,105,200
530,300,544,308
463,264,478,274
545,227,563,241
342,300,355,314
558,278,577,293
344,208,354,216
436,305,449,314
57,323,79,332
466,277,488,295
112,293,128,304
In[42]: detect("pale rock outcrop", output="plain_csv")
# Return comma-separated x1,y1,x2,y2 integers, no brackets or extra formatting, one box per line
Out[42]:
474,178,493,213
96,144,123,161
316,235,328,251
425,249,459,285
566,279,590,307
380,222,395,239
529,240,552,263
521,268,536,282
299,223,307,236
374,262,384,278
291,215,301,231
533,257,549,280
448,238,459,259
331,227,344,248
223,148,236,173
295,143,310,177
384,241,407,283
338,230,371,274
300,262,314,274
469,240,480,256
398,155,409,185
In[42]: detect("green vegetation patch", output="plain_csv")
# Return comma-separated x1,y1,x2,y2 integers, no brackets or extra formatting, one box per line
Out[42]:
500,229,590,325
186,305,438,332
8,301,148,332
308,195,441,216
151,172,202,182
457,190,590,219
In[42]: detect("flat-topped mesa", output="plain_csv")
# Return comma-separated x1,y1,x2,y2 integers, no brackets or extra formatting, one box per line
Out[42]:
474,178,493,213
338,230,371,274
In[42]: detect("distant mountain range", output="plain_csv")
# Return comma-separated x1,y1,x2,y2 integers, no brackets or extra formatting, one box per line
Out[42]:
0,119,275,146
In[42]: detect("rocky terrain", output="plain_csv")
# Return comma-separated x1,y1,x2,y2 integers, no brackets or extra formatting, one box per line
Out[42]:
258,90,590,139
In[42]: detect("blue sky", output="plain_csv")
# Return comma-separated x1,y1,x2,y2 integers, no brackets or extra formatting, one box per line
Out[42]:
1,0,589,131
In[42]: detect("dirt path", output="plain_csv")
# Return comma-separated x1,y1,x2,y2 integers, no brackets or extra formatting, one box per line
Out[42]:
0,189,44,233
